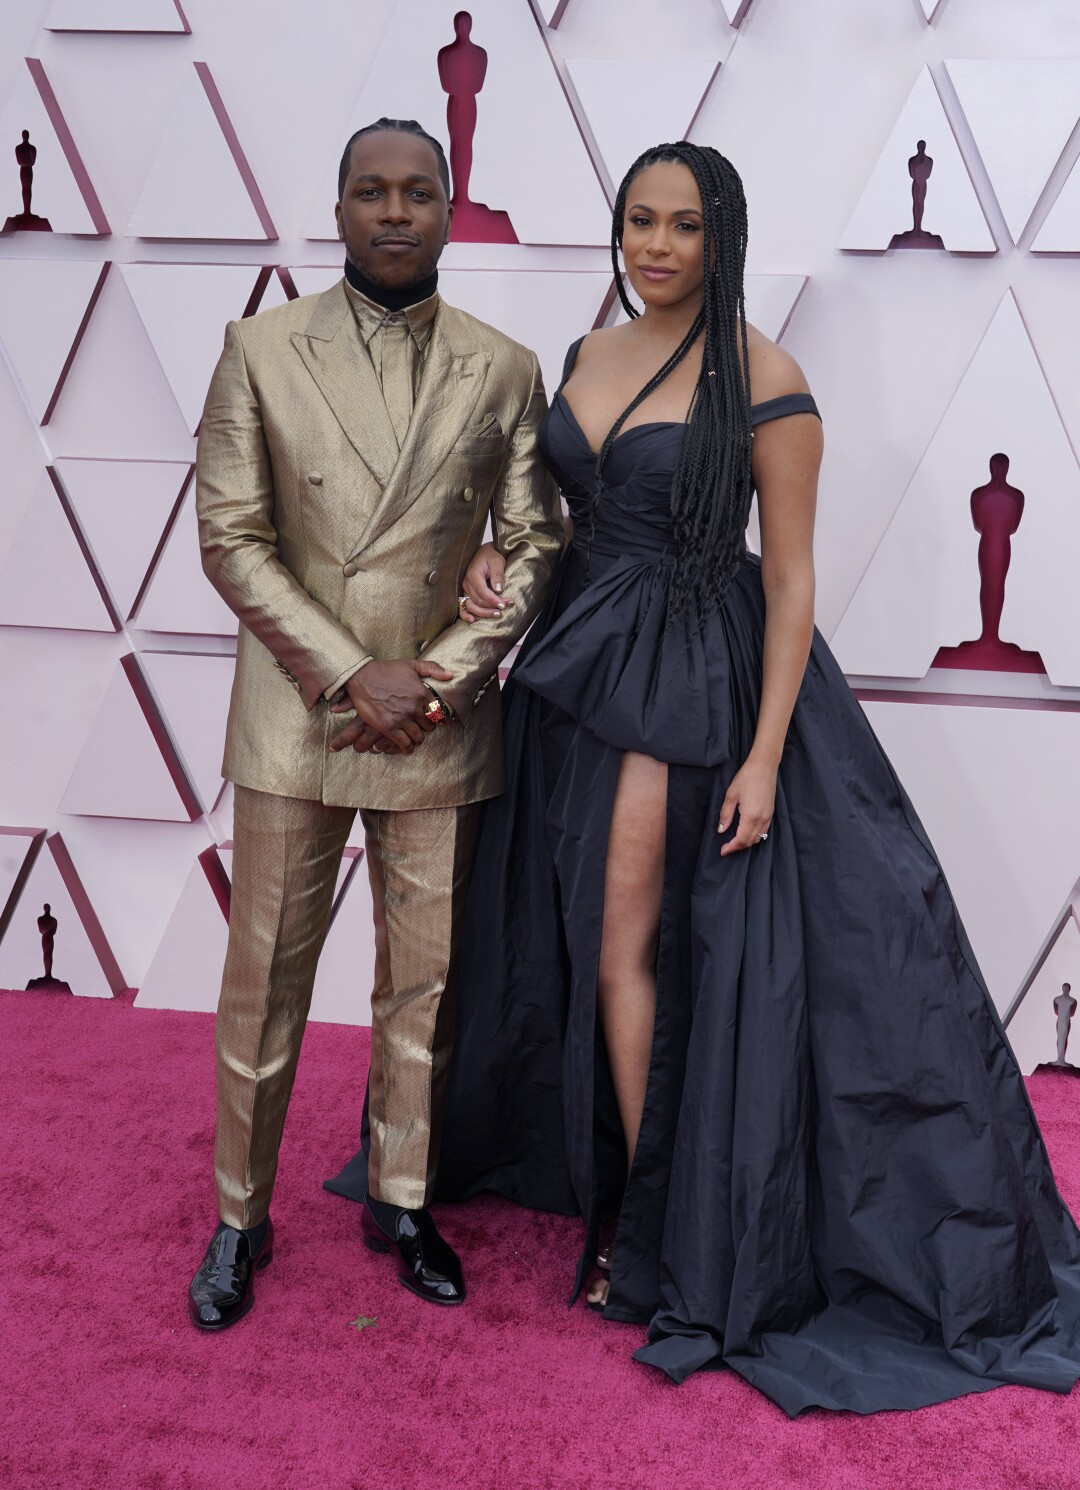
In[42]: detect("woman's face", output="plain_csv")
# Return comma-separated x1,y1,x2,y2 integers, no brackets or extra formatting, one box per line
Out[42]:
620,160,706,314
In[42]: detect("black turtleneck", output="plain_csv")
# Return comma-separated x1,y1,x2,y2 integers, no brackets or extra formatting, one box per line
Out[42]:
344,258,439,312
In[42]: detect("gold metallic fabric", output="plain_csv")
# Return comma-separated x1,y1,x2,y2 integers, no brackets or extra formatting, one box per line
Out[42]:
345,279,437,415
195,279,564,813
378,318,415,448
215,786,354,1229
215,787,478,1226
361,800,478,1210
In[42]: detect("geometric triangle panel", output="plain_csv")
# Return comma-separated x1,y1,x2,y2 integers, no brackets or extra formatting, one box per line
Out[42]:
945,60,1080,244
303,0,611,245
40,264,195,459
53,815,210,992
288,267,344,301
1005,912,1080,1077
135,850,230,1012
45,0,190,32
252,266,293,313
132,484,238,636
127,62,275,241
917,0,946,19
59,655,198,822
0,59,109,235
0,357,58,563
745,275,808,342
535,0,571,24
831,292,1080,685
0,259,109,423
860,700,1080,1019
0,826,45,944
54,459,191,620
120,263,268,433
715,0,753,23
0,469,117,633
841,65,995,252
1032,149,1080,252
565,54,725,191
140,651,234,813
0,832,121,998
438,268,613,404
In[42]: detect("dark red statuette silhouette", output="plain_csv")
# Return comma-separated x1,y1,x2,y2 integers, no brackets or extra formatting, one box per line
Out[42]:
888,141,944,250
2,130,52,234
933,453,1046,675
437,11,517,244
26,902,72,993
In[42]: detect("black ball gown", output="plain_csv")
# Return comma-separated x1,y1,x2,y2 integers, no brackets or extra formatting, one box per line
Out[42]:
376,337,1080,1416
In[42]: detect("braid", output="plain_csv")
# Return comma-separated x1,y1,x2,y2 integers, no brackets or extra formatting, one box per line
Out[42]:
603,142,753,621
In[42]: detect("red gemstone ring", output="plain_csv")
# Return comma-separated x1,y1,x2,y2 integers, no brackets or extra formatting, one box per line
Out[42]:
424,697,450,726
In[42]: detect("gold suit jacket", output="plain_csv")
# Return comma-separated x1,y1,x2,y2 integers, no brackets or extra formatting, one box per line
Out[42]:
196,281,564,811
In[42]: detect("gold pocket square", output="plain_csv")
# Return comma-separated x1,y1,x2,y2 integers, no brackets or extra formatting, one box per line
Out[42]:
468,412,503,438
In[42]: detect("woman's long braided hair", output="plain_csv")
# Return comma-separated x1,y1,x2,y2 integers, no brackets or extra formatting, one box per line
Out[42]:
597,142,753,621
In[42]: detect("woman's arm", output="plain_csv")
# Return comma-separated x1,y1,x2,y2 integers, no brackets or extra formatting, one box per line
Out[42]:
459,512,572,622
718,345,823,855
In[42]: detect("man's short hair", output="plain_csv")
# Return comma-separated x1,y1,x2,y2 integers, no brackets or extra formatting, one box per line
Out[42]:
338,118,451,200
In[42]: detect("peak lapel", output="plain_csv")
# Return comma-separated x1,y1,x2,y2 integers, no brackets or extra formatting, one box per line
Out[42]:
355,319,490,554
290,284,398,490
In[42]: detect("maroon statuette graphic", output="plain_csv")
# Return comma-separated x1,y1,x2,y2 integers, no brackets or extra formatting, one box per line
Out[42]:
888,141,944,250
933,454,1046,675
26,902,72,993
2,130,53,234
438,11,517,244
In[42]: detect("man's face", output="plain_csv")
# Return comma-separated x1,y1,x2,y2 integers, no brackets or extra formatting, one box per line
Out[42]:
336,131,452,291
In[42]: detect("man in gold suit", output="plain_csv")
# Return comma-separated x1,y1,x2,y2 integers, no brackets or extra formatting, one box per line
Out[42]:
188,118,563,1329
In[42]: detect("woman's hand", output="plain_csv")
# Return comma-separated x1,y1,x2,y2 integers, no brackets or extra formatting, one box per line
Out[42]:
717,757,777,855
459,543,509,623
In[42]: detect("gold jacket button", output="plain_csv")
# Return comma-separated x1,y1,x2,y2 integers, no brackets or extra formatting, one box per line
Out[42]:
463,486,475,502
343,562,358,578
426,570,438,585
308,472,323,486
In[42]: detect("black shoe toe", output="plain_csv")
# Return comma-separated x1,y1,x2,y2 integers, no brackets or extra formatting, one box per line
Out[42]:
187,1218,273,1331
361,1200,465,1306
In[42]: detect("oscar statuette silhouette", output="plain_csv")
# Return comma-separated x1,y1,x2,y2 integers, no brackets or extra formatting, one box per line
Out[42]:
933,454,1046,675
888,141,944,250
1053,983,1078,1070
437,12,517,243
26,903,72,993
2,130,52,234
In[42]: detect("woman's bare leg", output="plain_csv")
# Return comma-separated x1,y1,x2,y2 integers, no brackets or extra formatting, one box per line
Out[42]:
588,750,667,1305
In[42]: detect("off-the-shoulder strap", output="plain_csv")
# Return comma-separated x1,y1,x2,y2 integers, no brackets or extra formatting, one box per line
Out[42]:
750,392,821,427
558,336,587,392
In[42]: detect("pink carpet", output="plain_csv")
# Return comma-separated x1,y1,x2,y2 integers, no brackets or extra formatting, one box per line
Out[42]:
3,989,1080,1490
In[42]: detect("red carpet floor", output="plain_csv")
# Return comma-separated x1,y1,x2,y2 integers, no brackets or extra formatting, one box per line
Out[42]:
4,988,1080,1490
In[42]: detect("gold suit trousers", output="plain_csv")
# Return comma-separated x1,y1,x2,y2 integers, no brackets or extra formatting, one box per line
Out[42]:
214,785,478,1227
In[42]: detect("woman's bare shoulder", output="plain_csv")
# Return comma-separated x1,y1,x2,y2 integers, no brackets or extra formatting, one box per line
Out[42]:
745,324,811,404
572,323,641,367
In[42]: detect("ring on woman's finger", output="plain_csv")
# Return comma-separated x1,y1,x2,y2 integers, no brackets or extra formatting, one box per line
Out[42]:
758,830,768,842
457,595,469,610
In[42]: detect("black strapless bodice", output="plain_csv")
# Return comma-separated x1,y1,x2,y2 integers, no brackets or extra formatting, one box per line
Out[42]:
515,381,821,767
538,384,821,564
539,393,684,561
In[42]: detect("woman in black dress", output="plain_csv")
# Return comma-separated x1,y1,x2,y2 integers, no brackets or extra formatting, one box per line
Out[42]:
439,141,1080,1416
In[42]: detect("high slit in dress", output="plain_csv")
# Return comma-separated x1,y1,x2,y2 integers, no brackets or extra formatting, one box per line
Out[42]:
430,337,1080,1415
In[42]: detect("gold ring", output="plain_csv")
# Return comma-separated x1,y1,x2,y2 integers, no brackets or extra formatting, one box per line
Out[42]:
424,697,450,726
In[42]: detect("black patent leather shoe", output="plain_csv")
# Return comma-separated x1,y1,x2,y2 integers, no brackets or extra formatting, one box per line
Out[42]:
187,1217,273,1331
361,1200,465,1305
